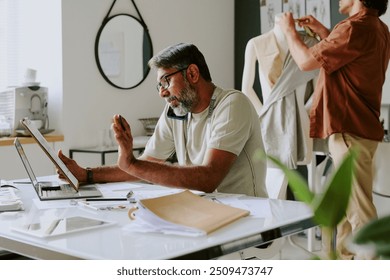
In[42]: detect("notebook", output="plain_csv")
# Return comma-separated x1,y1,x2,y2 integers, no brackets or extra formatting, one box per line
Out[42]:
127,190,250,236
14,129,102,200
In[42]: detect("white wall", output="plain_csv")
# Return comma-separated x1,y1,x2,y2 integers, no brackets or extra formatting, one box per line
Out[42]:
381,12,390,104
18,0,62,137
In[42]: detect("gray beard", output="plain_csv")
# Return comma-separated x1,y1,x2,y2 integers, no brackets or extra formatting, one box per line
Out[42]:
168,82,197,116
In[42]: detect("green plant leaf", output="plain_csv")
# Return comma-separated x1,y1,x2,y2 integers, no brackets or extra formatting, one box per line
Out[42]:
376,243,390,260
259,152,314,204
311,150,356,227
354,215,390,243
353,215,390,256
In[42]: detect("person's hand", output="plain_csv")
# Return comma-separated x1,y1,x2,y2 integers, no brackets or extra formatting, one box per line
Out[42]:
112,114,136,172
278,12,296,35
57,149,86,182
296,15,329,39
296,15,319,30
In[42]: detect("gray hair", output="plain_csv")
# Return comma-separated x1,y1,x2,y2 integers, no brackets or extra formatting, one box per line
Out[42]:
148,43,212,82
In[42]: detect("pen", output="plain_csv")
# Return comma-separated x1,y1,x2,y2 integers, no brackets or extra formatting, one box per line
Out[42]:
86,198,127,202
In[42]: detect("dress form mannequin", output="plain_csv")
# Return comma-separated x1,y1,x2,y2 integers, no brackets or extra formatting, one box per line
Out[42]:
241,14,289,199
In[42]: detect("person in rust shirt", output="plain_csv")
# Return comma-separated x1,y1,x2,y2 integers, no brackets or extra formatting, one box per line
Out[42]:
279,0,390,259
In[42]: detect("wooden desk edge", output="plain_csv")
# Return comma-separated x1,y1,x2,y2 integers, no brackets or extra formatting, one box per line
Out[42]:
0,135,64,146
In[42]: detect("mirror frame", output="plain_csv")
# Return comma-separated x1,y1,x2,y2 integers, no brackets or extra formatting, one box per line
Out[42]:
94,13,153,90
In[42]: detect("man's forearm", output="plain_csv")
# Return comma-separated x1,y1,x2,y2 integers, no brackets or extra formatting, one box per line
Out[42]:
90,165,140,183
124,159,222,193
285,30,321,71
316,26,330,40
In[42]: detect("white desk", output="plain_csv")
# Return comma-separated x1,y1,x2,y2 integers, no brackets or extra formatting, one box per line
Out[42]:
0,177,314,260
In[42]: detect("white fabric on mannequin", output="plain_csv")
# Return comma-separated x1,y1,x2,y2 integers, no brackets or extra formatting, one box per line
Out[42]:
242,12,321,198
241,14,289,200
242,13,288,115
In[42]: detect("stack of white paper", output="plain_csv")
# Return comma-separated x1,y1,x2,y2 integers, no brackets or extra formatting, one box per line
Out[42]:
0,187,24,212
124,190,250,237
129,203,206,237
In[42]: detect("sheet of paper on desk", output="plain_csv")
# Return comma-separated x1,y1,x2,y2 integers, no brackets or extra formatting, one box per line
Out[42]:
96,182,144,197
200,194,272,218
238,198,272,218
32,198,128,210
131,189,204,201
97,181,204,199
125,205,207,237
33,198,71,209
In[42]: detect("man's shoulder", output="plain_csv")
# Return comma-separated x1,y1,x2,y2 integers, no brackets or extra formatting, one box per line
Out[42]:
215,88,254,110
214,87,257,117
214,86,245,100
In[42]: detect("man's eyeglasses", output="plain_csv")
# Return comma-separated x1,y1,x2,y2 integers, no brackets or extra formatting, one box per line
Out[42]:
156,67,188,92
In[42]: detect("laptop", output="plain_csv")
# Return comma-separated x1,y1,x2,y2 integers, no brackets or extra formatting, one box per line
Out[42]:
15,120,102,200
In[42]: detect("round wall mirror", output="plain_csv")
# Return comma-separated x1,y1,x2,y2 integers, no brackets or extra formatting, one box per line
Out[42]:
95,14,153,89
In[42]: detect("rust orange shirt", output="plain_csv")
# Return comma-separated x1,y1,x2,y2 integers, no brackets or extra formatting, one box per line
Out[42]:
309,9,390,141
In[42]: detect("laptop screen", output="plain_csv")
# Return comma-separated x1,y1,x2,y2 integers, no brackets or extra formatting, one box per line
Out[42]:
14,138,39,187
20,118,80,191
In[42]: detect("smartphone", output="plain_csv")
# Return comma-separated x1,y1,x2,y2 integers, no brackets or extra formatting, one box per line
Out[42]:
167,107,187,120
118,115,126,130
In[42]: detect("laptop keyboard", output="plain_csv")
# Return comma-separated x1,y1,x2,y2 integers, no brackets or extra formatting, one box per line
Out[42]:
41,183,77,198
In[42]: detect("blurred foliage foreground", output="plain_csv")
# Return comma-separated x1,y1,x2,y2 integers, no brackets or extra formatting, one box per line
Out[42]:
257,149,390,259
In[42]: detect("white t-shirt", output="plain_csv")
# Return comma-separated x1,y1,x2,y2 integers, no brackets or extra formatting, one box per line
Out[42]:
143,86,267,197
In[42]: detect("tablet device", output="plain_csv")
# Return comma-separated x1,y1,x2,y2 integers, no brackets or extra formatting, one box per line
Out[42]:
12,216,115,238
